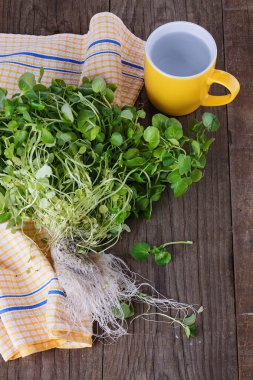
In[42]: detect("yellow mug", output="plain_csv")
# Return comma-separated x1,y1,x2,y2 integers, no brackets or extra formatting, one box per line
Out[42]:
144,21,240,116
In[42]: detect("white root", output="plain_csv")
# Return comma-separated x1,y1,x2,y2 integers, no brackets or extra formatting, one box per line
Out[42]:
51,238,197,340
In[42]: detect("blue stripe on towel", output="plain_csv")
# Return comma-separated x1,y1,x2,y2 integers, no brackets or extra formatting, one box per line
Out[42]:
0,51,144,71
122,71,144,80
0,61,82,74
0,277,58,299
0,60,144,81
121,60,144,71
86,50,121,60
48,290,65,296
0,300,48,314
0,51,85,64
0,290,65,315
88,39,121,49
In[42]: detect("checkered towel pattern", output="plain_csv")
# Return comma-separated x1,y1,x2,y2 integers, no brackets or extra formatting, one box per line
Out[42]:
0,12,144,106
0,12,145,361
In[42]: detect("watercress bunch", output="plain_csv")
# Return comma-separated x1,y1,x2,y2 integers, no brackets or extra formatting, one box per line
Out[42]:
0,71,219,253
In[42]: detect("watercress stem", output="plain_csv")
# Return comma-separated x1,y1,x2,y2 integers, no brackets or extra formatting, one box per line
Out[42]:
161,240,193,248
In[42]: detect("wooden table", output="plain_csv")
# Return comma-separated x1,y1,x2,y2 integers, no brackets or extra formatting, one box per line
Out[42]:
0,1,252,379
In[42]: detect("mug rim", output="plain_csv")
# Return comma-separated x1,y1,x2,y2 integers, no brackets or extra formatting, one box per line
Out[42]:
145,21,217,79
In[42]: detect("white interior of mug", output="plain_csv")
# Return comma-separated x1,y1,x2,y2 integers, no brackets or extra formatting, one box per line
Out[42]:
145,21,217,78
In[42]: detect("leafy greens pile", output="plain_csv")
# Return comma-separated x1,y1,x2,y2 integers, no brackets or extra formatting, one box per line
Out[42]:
0,71,220,254
0,71,221,339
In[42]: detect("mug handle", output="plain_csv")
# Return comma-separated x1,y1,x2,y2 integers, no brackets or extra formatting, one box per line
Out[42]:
201,69,240,107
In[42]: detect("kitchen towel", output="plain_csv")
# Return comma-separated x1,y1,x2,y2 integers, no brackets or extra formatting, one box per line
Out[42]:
0,11,145,361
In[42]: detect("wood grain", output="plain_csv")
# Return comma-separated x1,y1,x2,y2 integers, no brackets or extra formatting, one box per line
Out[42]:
0,0,251,378
104,1,238,379
223,0,253,378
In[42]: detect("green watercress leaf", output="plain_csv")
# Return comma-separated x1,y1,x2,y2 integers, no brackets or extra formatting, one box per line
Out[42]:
38,67,44,83
123,148,139,160
82,76,90,84
131,242,150,261
77,109,94,128
167,171,181,184
150,184,165,201
191,140,200,156
113,302,134,319
84,125,100,141
0,212,11,223
0,193,5,212
121,109,133,120
4,100,14,117
110,132,123,146
168,138,180,146
184,314,196,326
136,197,149,211
143,126,160,149
35,164,52,179
203,137,215,152
57,132,78,144
18,73,37,99
172,178,189,197
61,103,74,123
137,109,146,119
191,169,202,182
105,88,114,103
14,131,28,146
0,88,6,108
178,155,191,175
152,113,168,129
193,155,206,168
7,120,18,132
154,250,172,265
202,112,220,132
18,72,36,91
125,157,146,168
163,157,174,168
4,144,14,159
189,323,197,337
92,77,106,93
41,129,55,145
165,121,183,140
153,147,166,159
184,326,191,338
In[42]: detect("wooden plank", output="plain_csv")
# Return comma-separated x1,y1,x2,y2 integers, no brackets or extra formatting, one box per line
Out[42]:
104,0,238,379
222,0,253,378
0,1,243,379
0,1,109,379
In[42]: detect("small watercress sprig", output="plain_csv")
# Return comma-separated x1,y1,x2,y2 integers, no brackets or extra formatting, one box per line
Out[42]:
131,241,193,265
113,300,204,339
138,308,203,338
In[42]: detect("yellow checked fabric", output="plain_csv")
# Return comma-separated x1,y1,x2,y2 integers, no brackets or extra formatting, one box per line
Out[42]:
0,12,144,105
0,12,145,361
0,222,92,361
